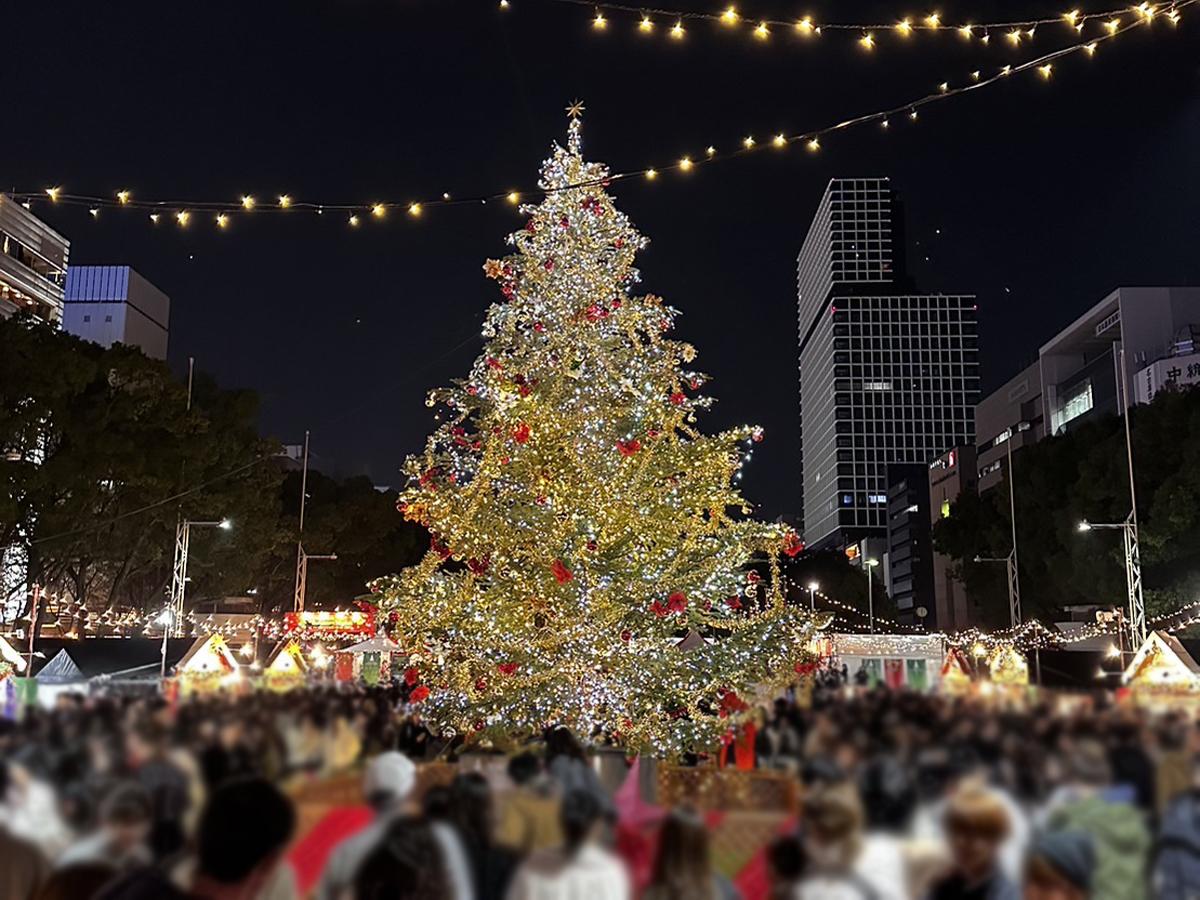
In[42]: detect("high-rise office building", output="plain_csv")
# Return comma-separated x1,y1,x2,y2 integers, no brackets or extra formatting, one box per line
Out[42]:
62,266,170,359
797,178,979,549
0,194,69,324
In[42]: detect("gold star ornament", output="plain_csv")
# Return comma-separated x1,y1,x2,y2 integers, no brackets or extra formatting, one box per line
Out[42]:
565,99,586,118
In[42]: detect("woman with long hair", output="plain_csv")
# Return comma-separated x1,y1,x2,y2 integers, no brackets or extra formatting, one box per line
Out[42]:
644,807,740,900
353,816,449,900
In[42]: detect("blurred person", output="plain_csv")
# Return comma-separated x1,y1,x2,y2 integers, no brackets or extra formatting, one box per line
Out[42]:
1023,832,1094,900
57,781,153,872
0,762,50,900
316,752,416,900
643,807,740,900
200,719,256,788
758,702,802,772
1155,718,1192,817
796,781,905,900
545,727,613,818
925,784,1018,900
0,757,71,859
495,752,562,856
126,722,193,861
766,834,806,900
450,773,518,900
352,816,450,900
1151,754,1200,899
506,788,630,900
98,775,296,900
1042,740,1148,900
422,785,477,900
1107,718,1155,813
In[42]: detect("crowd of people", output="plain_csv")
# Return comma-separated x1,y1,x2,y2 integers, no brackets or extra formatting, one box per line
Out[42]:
1,676,1200,899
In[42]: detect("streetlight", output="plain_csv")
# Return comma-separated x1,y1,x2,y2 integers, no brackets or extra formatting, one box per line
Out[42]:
168,518,232,636
807,581,819,611
864,559,880,633
292,430,337,613
1078,516,1145,649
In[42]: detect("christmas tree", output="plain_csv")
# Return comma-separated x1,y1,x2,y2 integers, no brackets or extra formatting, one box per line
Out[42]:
371,107,820,755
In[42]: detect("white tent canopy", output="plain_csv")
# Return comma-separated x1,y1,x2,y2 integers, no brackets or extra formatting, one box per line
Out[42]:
339,636,402,655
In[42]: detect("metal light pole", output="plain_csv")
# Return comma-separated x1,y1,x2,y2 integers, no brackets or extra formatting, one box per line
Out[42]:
292,431,336,613
808,581,819,611
1076,349,1146,649
865,559,879,633
1004,434,1023,628
168,519,231,636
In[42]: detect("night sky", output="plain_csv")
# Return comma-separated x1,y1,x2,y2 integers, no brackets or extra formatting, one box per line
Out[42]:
9,0,1199,519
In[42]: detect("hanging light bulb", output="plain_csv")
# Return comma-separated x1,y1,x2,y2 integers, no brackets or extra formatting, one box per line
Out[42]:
895,18,913,35
216,213,229,228
348,213,360,226
176,210,190,227
743,135,756,148
408,202,422,217
116,190,131,205
773,133,787,147
754,21,770,38
925,11,941,27
670,20,684,38
859,31,875,49
644,168,658,179
795,16,814,33
1038,63,1053,78
241,195,255,210
372,203,387,218
45,186,61,202
806,137,820,152
679,156,693,171
592,11,607,29
721,6,738,25
639,15,653,32
278,194,292,208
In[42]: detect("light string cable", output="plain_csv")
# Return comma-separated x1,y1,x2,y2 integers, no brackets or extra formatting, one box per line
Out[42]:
538,0,1177,42
13,1,1192,227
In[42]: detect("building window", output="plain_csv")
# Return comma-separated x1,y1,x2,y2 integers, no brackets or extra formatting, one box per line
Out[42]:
82,315,91,322
868,493,887,504
1051,379,1094,433
104,315,113,323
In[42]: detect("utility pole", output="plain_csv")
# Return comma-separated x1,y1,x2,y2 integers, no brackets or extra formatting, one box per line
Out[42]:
1119,348,1146,648
1005,435,1022,629
168,357,196,637
293,431,336,613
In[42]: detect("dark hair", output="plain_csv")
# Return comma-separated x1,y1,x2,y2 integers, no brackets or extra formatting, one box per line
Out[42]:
450,773,493,850
33,863,117,900
354,816,449,900
421,784,454,821
100,781,152,826
648,807,714,900
560,789,601,857
545,726,585,762
766,834,806,884
507,752,541,786
197,777,295,884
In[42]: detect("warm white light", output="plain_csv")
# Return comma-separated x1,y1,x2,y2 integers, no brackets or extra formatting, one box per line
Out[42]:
958,23,973,38
1084,41,1098,53
176,210,190,226
89,208,99,218
754,21,769,39
116,190,131,205
773,133,787,147
795,16,814,33
1105,17,1121,31
372,203,386,218
278,194,292,208
506,191,520,204
925,12,941,27
348,214,360,226
721,6,738,25
593,12,607,29
644,168,658,179
216,213,229,228
806,137,820,152
219,518,233,530
808,581,819,591
1038,63,1053,79
1078,520,1092,531
679,156,693,171
149,213,160,224
408,202,422,216
859,31,875,49
895,18,912,35
45,186,61,202
742,135,755,148
241,195,255,210
670,20,684,38
639,15,653,32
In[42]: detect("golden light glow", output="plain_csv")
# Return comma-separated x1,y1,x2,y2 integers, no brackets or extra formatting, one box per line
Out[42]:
348,213,360,226
499,0,509,7
1000,64,1012,75
372,203,387,218
971,69,981,80
795,16,814,33
506,191,521,204
706,145,716,157
639,15,653,32
980,32,990,44
176,210,190,226
670,20,685,37
89,208,99,218
895,18,912,35
721,6,738,25
743,135,755,148
859,31,875,49
593,11,607,29
408,202,422,217
754,21,769,38
1084,40,1098,53
45,186,61,202
1038,63,1053,78
679,155,693,171
1063,8,1080,25
925,12,941,27
149,213,160,224
1007,28,1022,43
958,24,973,38
1136,2,1155,19
939,81,949,92
909,108,919,119
881,117,890,128
1167,9,1181,24
807,137,820,151
241,195,255,210
278,194,292,208
773,133,786,147
116,190,131,205
645,168,658,179
216,213,229,228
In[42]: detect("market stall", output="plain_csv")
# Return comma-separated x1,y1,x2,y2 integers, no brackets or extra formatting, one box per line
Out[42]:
1122,630,1200,704
830,633,945,690
335,635,401,684
174,634,243,696
263,639,308,691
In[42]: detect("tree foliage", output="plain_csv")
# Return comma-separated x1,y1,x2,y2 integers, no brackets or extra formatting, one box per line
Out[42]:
933,385,1200,625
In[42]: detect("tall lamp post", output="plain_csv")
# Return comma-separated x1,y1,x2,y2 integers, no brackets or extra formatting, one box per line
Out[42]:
1077,347,1146,649
864,558,880,633
807,581,819,611
291,431,337,613
167,518,231,636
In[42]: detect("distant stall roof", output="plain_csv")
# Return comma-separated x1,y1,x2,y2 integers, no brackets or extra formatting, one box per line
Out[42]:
35,638,194,683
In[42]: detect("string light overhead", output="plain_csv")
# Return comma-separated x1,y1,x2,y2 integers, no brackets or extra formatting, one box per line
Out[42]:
17,3,1191,232
523,0,1183,50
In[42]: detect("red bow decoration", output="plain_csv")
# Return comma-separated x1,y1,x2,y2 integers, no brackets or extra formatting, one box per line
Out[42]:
669,392,686,406
404,667,420,686
616,439,641,457
666,592,688,613
430,537,452,560
650,600,669,618
551,560,573,583
782,534,805,558
467,556,490,575
725,595,743,610
409,685,430,703
512,423,531,444
497,662,519,676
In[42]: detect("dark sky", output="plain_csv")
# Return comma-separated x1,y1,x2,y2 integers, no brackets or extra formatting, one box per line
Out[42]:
8,0,1199,518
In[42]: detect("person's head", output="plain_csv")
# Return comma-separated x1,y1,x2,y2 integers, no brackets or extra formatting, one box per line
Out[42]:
545,726,584,761
1068,740,1111,788
1025,831,1094,900
943,783,1010,879
421,784,454,821
196,777,295,893
766,834,806,892
354,816,448,900
560,788,602,856
649,807,712,896
507,752,541,787
449,772,493,846
802,783,864,869
98,781,153,854
363,751,416,813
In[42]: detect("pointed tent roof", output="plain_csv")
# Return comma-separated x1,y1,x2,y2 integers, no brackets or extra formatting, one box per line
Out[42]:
339,635,402,655
35,638,194,683
265,639,308,675
1123,629,1200,687
176,634,241,675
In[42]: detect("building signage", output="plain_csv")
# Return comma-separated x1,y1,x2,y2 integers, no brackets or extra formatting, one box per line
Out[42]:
1136,352,1200,404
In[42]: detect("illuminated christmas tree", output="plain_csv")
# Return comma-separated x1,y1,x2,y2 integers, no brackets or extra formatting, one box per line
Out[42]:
371,108,820,755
